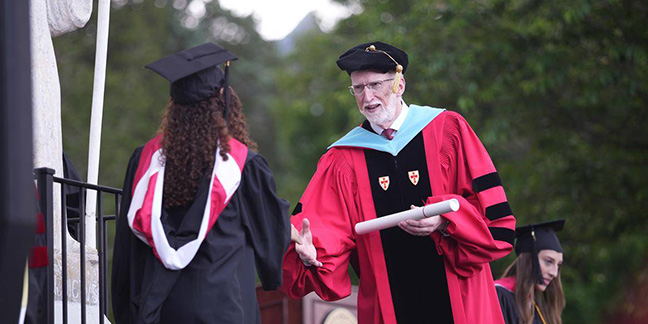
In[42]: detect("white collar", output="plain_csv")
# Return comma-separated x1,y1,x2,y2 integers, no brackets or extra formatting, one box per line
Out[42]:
370,100,409,135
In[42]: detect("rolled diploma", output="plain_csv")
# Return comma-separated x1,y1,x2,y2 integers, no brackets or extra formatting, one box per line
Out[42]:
355,199,460,235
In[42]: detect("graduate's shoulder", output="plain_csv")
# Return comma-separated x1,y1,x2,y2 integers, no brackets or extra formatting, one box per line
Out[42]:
495,282,515,295
131,145,144,157
241,150,283,181
494,276,516,293
124,145,144,170
245,150,278,172
244,148,259,164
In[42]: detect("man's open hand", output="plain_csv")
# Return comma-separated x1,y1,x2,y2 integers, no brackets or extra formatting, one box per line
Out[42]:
294,218,322,267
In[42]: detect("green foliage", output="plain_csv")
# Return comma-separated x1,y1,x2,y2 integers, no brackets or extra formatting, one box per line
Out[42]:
52,0,647,322
55,0,282,189
53,1,281,321
55,1,178,188
270,32,363,202
274,0,648,322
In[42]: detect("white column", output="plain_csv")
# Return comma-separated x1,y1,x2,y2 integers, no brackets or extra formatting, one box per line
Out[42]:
85,0,111,249
30,0,106,323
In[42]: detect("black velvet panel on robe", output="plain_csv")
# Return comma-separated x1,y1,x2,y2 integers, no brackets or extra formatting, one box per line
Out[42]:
111,147,290,324
362,121,454,324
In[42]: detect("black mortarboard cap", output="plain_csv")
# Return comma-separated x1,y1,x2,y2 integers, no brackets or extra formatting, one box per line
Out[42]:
514,219,565,284
336,41,409,75
145,43,238,105
515,219,565,255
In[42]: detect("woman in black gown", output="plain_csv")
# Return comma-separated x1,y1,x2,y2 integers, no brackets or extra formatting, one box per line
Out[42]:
111,43,290,324
495,220,566,324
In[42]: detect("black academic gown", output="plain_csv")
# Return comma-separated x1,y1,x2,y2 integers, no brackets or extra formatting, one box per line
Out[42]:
495,285,544,324
112,147,290,324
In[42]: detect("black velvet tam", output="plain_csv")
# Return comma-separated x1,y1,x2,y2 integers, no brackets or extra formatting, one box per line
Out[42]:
146,43,237,105
336,41,409,75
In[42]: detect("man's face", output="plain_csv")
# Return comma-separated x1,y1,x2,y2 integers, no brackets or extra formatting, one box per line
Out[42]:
350,70,404,129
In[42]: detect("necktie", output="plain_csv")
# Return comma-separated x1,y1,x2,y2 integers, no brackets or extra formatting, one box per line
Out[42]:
381,128,395,140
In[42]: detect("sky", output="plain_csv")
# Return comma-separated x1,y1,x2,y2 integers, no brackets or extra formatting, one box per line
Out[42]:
218,0,356,41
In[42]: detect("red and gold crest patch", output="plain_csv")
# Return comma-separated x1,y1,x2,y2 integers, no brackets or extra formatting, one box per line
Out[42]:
379,176,390,191
408,170,419,186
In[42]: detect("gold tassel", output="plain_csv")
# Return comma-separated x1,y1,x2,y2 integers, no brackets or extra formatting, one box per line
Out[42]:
365,44,403,94
392,64,403,93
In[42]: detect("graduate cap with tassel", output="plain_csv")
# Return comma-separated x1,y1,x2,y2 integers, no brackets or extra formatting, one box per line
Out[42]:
336,41,408,93
145,43,238,123
514,219,566,284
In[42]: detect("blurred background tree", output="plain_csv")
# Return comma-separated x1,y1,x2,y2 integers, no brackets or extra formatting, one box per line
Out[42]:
53,0,647,322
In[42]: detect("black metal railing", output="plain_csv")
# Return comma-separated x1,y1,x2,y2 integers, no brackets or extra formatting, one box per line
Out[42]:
34,167,121,324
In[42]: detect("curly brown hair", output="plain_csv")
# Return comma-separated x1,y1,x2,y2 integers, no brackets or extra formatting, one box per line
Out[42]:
158,88,257,208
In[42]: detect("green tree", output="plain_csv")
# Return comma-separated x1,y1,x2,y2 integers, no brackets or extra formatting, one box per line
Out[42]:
271,0,648,322
54,1,283,320
55,0,282,188
52,0,648,322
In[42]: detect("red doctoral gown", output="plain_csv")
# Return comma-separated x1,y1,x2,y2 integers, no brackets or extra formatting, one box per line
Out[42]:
282,105,515,324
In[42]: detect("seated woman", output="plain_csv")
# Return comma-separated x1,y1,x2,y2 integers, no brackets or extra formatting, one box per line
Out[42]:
495,220,566,324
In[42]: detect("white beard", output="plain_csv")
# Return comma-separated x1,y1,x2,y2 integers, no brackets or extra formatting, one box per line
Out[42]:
363,96,400,127
365,107,394,126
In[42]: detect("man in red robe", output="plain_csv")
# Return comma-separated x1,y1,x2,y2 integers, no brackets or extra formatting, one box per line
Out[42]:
281,41,516,324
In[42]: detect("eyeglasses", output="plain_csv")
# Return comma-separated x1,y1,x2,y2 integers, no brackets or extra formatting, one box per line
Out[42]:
348,78,394,96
